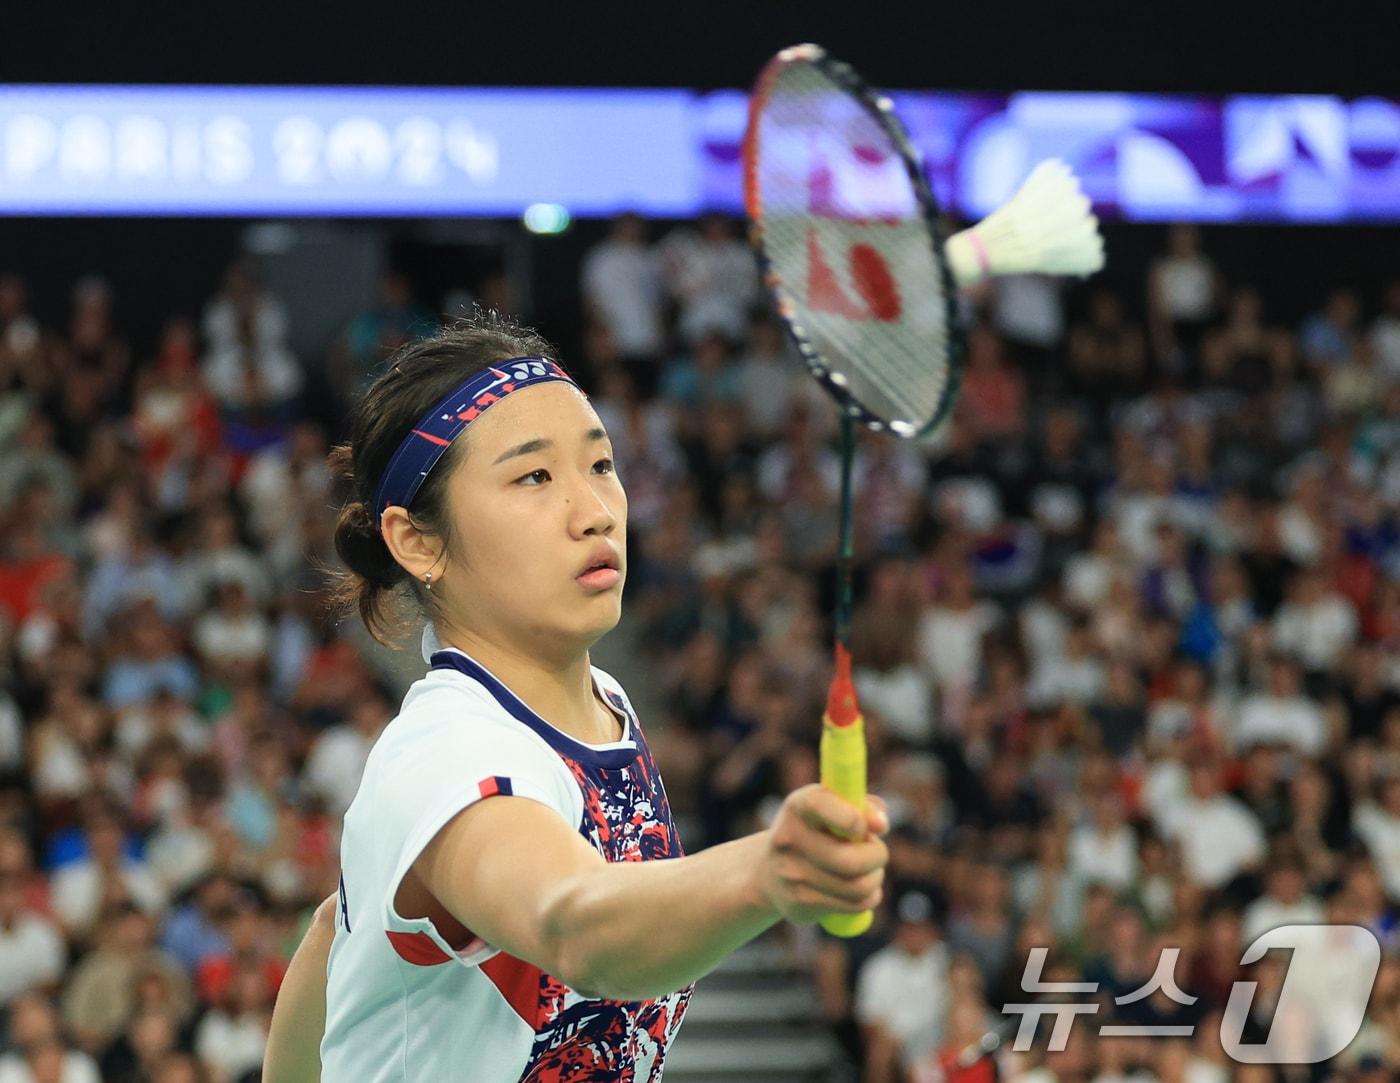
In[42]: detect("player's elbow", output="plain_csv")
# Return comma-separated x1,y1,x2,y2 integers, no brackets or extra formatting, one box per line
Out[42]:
537,886,607,997
536,875,649,1000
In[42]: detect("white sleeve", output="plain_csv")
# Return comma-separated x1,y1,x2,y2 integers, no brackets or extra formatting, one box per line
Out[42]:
375,707,582,965
34,920,67,985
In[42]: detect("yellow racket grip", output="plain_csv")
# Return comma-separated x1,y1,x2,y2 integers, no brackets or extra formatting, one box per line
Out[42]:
819,713,873,938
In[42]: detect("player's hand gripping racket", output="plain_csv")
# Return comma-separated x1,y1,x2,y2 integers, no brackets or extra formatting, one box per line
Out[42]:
743,44,966,938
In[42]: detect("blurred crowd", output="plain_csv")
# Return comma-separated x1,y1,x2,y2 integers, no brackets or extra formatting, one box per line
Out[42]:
0,213,1397,1083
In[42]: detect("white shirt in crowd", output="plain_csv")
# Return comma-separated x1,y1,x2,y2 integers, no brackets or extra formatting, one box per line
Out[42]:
659,230,759,344
192,610,273,666
1156,794,1266,889
0,1050,100,1083
1154,253,1216,321
855,941,951,1064
50,860,167,933
1271,596,1358,672
993,274,1065,348
1018,598,1068,673
0,913,66,1005
1241,894,1325,947
1234,693,1327,756
304,725,377,819
1277,505,1322,566
114,700,209,760
195,1010,269,1082
853,665,935,746
1062,552,1117,610
581,240,665,357
1027,656,1105,710
1353,801,1400,899
1067,822,1138,891
238,446,332,549
202,341,303,410
916,603,1000,692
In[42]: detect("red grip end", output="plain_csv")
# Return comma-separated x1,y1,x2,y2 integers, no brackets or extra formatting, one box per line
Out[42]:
826,643,860,728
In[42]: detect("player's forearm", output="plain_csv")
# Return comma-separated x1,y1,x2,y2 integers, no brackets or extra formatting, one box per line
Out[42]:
542,832,780,1000
264,896,335,1083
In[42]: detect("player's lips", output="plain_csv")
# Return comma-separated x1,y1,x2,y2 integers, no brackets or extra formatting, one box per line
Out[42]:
575,544,622,590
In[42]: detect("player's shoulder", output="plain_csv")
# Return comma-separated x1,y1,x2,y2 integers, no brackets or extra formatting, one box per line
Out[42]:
369,666,519,764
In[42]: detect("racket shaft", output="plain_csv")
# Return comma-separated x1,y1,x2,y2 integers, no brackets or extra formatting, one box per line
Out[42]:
820,715,873,937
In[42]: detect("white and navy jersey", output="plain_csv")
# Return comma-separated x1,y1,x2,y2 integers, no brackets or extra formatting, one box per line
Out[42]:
321,625,692,1082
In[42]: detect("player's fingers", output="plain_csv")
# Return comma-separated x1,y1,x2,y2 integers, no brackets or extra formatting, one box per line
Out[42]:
779,858,884,907
792,785,867,840
783,815,889,879
864,794,890,835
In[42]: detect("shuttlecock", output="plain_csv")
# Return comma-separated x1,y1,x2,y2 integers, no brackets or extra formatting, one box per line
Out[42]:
945,159,1104,287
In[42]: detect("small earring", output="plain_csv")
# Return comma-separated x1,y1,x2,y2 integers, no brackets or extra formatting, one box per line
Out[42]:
424,572,432,591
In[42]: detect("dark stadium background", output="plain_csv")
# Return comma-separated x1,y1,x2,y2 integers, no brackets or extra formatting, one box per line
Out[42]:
4,1,1398,393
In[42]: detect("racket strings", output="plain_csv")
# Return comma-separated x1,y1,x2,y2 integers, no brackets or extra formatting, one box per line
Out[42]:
750,60,954,433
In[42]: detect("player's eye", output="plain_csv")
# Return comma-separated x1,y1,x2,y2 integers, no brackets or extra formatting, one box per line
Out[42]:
593,458,615,476
516,468,551,486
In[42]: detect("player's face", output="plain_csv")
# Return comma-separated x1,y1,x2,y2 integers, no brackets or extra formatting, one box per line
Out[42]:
441,381,628,653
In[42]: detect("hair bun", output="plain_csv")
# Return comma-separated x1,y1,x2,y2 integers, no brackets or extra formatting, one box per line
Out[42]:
333,501,404,590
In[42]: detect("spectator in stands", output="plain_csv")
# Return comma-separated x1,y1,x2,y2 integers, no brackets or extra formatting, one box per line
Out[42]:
1300,287,1363,372
959,327,1027,443
0,847,64,1009
1147,223,1224,375
659,212,759,345
1354,774,1400,901
7,218,1400,1080
1234,654,1327,756
0,991,101,1083
193,961,270,1083
1156,755,1265,891
335,271,436,401
855,890,950,1083
99,1008,180,1083
581,213,666,376
302,691,388,820
60,903,191,1056
49,805,165,943
200,261,301,456
1068,288,1148,405
1240,854,1324,945
992,272,1067,377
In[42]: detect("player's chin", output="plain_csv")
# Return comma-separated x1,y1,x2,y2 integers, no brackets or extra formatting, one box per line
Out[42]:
565,591,624,639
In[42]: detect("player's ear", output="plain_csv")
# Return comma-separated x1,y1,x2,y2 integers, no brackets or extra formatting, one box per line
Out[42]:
380,506,445,582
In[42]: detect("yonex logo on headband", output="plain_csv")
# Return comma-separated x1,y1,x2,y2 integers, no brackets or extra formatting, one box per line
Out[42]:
373,356,578,521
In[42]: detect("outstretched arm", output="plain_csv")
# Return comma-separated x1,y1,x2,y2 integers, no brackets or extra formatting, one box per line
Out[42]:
415,784,889,1002
265,893,336,1083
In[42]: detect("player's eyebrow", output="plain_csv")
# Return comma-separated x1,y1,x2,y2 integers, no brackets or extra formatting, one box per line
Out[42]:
493,428,608,465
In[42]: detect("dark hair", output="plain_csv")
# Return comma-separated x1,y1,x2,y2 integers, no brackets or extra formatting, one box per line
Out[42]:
325,310,559,646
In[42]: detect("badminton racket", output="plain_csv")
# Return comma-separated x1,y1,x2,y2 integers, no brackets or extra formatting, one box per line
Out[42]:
743,43,966,938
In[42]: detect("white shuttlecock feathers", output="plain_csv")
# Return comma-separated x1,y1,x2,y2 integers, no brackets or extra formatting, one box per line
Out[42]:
945,159,1105,287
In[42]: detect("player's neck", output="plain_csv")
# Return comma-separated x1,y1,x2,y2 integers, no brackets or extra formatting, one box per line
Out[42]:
437,625,615,743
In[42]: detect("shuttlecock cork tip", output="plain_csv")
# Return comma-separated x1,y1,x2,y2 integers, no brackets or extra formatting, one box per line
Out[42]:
827,643,860,727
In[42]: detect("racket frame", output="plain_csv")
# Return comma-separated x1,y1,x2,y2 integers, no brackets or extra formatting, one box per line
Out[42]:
742,42,967,440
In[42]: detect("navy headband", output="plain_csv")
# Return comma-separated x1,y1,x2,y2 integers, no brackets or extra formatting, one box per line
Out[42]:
373,355,578,521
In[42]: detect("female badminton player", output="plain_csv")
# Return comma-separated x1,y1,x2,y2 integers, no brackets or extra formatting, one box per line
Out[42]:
263,313,889,1083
